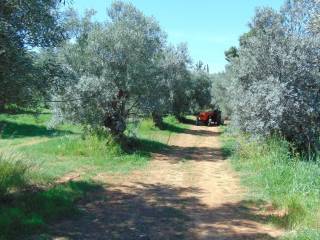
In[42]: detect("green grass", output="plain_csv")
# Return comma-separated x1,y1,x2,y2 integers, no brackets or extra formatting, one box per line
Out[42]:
221,127,320,239
19,134,151,179
0,113,80,150
0,112,190,239
0,113,189,179
14,115,189,179
0,152,30,196
0,180,100,239
134,115,188,142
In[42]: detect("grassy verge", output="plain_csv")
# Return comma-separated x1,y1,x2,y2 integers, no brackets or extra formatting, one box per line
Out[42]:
1,181,99,239
0,151,100,239
0,113,189,179
134,115,188,143
220,127,320,239
0,112,190,239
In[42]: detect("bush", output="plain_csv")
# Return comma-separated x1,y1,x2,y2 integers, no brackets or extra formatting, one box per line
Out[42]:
0,152,29,197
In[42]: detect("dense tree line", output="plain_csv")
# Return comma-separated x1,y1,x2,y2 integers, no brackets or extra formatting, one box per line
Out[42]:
212,0,320,154
1,1,212,140
0,0,65,110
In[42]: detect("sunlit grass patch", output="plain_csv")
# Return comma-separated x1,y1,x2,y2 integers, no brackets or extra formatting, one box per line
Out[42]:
134,115,188,143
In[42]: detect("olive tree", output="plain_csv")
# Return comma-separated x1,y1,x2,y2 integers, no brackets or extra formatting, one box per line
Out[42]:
143,43,194,127
225,0,320,153
51,1,166,139
168,44,193,120
0,0,65,110
143,47,172,129
189,61,212,113
211,71,233,118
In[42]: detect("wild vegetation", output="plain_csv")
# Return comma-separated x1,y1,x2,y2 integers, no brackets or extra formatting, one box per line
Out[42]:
212,0,320,154
214,0,320,239
1,0,319,238
221,129,320,239
0,111,190,238
0,1,212,237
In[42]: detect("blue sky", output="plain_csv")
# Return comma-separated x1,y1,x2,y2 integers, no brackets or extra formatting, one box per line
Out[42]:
70,0,283,73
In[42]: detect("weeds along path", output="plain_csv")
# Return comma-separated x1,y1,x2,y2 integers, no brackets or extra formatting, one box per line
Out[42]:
43,125,283,240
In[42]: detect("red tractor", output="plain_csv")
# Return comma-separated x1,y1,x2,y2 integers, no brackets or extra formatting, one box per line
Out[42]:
196,109,222,126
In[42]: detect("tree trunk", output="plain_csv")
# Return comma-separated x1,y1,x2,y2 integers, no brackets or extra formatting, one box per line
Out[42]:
0,102,5,113
152,112,164,129
175,114,184,123
104,90,129,143
104,113,126,142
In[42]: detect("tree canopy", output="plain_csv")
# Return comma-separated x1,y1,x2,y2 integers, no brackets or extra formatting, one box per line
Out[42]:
211,0,320,153
0,0,65,110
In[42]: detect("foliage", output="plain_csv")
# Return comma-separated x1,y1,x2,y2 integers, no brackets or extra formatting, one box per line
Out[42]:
49,1,209,137
139,45,182,128
189,61,212,113
218,0,320,153
224,46,239,62
50,1,167,139
163,44,192,120
221,129,320,239
0,0,66,110
210,71,233,118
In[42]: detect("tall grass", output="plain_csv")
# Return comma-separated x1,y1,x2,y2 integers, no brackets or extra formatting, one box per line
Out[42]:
0,150,99,239
0,152,29,197
20,132,152,178
221,130,320,239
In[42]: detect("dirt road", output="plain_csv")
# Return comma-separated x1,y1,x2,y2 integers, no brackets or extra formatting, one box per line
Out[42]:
46,125,283,240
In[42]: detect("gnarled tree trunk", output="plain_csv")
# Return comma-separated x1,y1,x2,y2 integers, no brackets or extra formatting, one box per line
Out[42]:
152,112,164,129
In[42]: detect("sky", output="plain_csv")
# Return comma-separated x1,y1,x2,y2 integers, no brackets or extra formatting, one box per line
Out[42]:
69,0,283,73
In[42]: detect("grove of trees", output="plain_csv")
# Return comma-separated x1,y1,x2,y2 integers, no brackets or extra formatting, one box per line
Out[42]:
3,0,318,155
0,1,212,140
211,0,320,154
0,0,65,111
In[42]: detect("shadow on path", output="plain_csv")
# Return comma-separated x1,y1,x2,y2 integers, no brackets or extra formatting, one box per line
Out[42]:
161,121,221,137
46,182,277,240
133,137,224,163
182,128,222,137
33,123,281,239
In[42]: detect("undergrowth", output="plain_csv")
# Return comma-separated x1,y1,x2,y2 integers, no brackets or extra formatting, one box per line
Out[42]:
0,152,29,196
0,151,100,239
221,127,320,239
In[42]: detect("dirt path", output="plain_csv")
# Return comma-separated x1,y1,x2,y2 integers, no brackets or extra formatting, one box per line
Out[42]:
44,125,283,240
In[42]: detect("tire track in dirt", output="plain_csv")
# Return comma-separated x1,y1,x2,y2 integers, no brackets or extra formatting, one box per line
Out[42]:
41,125,283,240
